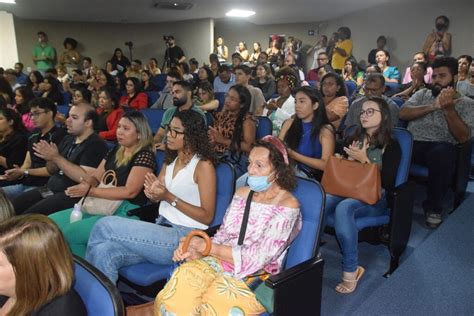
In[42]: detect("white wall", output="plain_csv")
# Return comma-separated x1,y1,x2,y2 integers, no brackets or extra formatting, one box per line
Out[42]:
215,0,473,72
0,11,19,69
12,17,214,70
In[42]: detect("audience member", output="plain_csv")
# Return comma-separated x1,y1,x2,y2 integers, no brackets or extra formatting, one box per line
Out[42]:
119,77,148,110
96,87,124,141
86,110,217,283
367,36,387,65
196,81,219,112
151,69,183,109
209,54,220,78
342,58,359,83
422,15,452,62
58,37,80,71
127,59,143,79
0,108,28,178
56,65,70,84
189,58,199,74
0,214,87,315
399,56,474,228
13,86,35,131
164,36,186,68
325,96,401,294
263,68,297,135
3,69,21,92
196,66,214,87
155,137,300,315
27,70,44,93
32,31,56,73
252,63,276,100
147,57,162,75
141,70,159,92
320,73,349,129
213,65,235,93
331,27,353,74
267,36,284,63
50,111,156,257
0,190,14,221
279,86,335,180
355,64,382,88
39,74,64,105
82,57,93,78
249,42,262,64
375,50,400,83
257,51,269,65
13,62,29,86
231,52,244,69
178,62,194,82
456,55,473,97
393,62,427,101
307,52,330,82
1,98,65,198
402,52,433,84
110,48,131,73
237,41,250,61
214,37,229,63
345,74,399,128
12,103,108,215
307,35,329,70
234,65,266,115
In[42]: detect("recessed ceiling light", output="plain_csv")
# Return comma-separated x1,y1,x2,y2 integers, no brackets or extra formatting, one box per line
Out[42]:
0,0,16,3
225,9,255,18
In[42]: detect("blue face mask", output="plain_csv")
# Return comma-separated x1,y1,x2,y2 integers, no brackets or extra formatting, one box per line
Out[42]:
247,174,273,192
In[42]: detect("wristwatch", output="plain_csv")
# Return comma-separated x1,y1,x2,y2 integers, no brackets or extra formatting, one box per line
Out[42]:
170,196,179,207
23,169,29,177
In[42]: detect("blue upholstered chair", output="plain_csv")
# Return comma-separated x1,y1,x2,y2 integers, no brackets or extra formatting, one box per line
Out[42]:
256,116,273,139
151,74,167,91
344,80,357,99
74,256,125,316
118,162,236,293
145,91,160,107
326,127,415,276
61,91,72,106
140,108,165,134
57,105,70,117
214,92,226,112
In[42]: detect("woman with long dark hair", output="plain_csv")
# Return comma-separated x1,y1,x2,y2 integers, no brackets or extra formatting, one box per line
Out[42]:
119,77,148,110
13,86,36,131
86,110,217,283
320,73,349,129
96,87,124,141
325,96,401,294
27,71,44,93
40,75,64,105
279,86,335,180
0,107,28,179
110,48,131,72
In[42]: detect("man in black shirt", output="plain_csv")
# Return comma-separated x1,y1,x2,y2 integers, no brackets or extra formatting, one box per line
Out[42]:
12,103,108,215
164,36,185,68
0,98,66,198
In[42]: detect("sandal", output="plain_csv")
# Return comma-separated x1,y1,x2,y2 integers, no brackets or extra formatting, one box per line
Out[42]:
335,266,365,294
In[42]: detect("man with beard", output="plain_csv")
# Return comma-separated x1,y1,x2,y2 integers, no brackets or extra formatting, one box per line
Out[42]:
400,56,474,228
153,80,206,149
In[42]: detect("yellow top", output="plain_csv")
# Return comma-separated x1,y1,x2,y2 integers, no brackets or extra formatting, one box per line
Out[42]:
331,39,353,71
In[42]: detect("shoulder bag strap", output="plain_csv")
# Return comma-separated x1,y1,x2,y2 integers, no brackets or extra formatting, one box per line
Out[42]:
238,190,255,246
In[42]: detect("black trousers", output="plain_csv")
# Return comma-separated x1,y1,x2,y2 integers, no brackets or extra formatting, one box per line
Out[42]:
412,141,456,214
12,186,80,216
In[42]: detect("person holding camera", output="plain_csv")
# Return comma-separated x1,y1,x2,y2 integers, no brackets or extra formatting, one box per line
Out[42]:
164,36,186,69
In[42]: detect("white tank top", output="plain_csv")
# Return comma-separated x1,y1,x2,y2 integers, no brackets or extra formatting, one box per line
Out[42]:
159,155,208,229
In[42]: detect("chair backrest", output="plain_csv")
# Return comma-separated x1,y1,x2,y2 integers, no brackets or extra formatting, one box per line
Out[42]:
205,112,214,127
211,162,236,226
74,256,125,316
151,74,167,91
61,91,72,106
392,128,413,186
156,149,165,174
141,108,165,134
344,80,357,98
214,92,226,112
284,177,325,270
57,105,70,116
256,116,272,139
146,91,160,107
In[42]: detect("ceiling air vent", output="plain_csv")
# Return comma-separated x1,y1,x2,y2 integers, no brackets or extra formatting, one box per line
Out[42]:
153,1,193,10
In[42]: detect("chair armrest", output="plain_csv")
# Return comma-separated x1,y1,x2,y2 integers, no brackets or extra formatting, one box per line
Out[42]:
127,203,159,223
386,181,415,257
265,257,324,316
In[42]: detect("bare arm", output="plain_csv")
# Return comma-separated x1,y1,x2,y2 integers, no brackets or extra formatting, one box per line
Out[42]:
198,100,219,112
240,118,256,153
443,107,470,143
399,104,436,121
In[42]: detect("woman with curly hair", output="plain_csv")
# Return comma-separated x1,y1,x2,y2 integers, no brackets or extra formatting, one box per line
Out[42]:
86,110,217,284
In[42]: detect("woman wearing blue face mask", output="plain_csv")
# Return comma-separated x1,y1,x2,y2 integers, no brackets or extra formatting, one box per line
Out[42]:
155,136,301,315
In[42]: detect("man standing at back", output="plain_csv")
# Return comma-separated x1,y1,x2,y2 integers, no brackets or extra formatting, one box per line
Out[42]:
164,36,186,69
32,31,56,74
399,56,474,228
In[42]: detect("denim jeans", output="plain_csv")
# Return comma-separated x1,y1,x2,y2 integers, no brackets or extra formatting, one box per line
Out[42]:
85,215,194,283
325,193,388,272
1,184,36,199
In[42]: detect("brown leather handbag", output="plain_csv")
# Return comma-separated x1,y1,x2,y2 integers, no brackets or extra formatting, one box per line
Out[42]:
321,156,381,205
125,230,212,316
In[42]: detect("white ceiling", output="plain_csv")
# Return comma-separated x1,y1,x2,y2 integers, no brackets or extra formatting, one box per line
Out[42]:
0,0,432,25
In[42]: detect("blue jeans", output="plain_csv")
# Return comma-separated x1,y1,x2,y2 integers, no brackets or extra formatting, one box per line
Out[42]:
1,184,36,199
325,193,388,272
85,216,194,283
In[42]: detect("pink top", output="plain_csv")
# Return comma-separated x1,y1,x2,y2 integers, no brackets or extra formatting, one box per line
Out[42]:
22,113,35,132
402,66,433,84
212,194,301,280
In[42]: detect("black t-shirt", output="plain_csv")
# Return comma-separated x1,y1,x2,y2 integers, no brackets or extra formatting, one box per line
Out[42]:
0,131,28,176
104,146,156,205
167,45,185,66
0,289,86,316
47,133,108,193
96,111,110,133
23,126,67,187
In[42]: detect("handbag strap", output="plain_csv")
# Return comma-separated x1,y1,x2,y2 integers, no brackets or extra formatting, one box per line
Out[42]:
238,190,255,246
101,170,117,186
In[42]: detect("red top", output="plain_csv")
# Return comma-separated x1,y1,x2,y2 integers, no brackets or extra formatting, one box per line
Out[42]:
119,92,148,110
97,107,124,140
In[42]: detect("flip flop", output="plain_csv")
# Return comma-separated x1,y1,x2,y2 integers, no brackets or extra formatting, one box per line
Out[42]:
335,266,365,294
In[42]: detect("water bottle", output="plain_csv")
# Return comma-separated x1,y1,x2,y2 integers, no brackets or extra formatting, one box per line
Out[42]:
70,203,83,223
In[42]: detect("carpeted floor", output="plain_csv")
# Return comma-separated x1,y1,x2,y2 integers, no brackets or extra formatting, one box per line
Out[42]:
319,182,472,315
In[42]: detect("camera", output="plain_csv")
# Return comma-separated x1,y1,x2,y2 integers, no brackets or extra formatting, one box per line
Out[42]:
124,41,133,47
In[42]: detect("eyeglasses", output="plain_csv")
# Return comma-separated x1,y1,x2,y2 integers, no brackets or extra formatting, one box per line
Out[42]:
166,125,185,138
29,111,49,118
317,58,328,61
359,108,381,117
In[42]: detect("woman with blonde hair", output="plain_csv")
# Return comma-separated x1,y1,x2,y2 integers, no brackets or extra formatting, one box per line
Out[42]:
0,214,86,315
0,190,14,222
49,111,157,257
